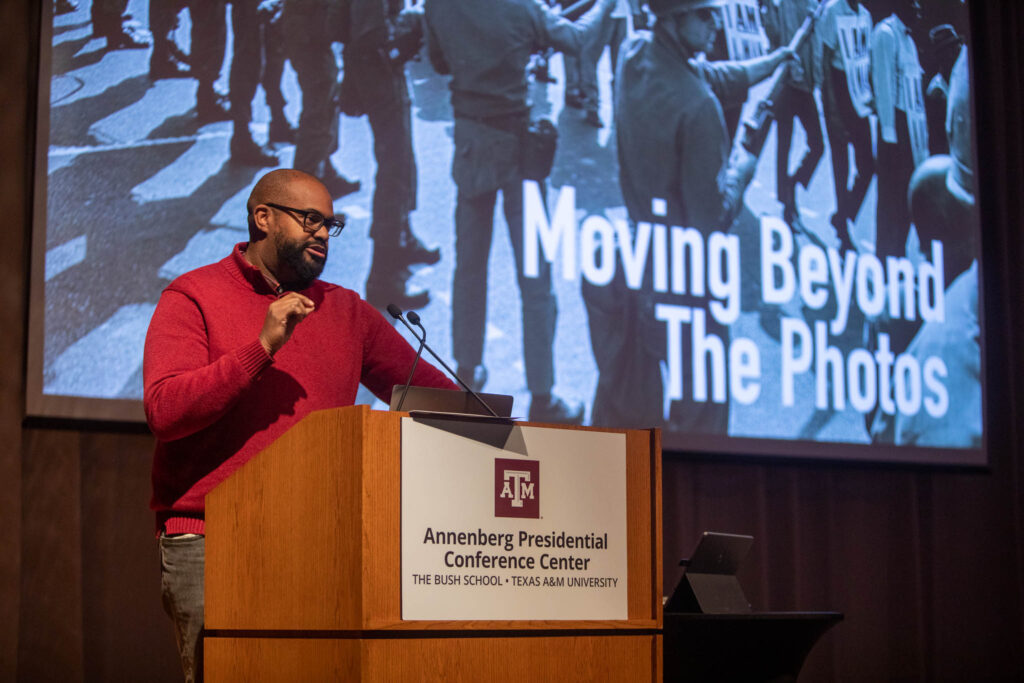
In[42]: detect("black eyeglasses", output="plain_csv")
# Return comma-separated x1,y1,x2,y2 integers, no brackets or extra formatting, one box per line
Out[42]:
264,202,346,237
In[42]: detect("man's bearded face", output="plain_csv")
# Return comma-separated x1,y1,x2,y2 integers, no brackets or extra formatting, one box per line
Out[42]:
274,228,327,288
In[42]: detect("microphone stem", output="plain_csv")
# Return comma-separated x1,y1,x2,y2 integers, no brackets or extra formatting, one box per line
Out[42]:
391,313,499,418
396,336,425,412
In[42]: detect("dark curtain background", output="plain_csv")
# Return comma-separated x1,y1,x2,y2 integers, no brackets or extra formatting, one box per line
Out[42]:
1,0,1021,680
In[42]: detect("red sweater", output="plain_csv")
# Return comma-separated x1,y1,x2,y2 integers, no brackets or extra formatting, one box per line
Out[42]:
143,243,455,534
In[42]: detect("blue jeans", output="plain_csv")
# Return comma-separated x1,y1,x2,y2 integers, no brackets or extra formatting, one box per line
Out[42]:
160,533,205,683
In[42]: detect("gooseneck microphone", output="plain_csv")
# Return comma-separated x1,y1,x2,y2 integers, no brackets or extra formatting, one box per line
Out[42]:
386,304,499,418
407,310,424,330
395,310,426,411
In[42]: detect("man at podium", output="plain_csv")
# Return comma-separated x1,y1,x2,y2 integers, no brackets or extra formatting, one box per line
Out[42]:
142,168,456,682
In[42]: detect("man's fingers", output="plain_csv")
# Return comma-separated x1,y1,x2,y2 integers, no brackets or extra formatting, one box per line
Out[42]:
260,293,316,356
277,292,316,318
278,291,315,308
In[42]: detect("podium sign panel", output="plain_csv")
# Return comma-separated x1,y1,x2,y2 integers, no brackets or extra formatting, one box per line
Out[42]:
401,418,628,620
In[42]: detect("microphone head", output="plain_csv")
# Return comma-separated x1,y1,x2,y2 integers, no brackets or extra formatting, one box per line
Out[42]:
407,311,421,325
386,303,403,319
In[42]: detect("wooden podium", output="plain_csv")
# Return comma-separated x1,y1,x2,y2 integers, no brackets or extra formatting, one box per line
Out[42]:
203,405,662,681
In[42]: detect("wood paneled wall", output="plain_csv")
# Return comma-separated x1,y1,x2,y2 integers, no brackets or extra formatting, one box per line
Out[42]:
0,3,28,676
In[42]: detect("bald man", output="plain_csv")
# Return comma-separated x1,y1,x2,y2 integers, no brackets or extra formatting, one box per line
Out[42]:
143,170,455,682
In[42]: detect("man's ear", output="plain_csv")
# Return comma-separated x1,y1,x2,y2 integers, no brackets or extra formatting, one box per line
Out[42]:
251,204,272,237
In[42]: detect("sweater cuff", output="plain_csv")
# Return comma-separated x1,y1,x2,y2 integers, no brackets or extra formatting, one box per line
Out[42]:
235,339,274,379
162,516,206,535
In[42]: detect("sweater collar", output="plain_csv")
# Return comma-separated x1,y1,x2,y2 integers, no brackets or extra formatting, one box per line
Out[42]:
227,243,327,306
228,242,285,296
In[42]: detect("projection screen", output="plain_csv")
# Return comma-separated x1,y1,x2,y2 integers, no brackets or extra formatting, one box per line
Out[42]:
27,0,985,465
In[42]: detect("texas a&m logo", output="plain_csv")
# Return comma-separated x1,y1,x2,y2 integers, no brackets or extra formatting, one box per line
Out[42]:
495,458,539,519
